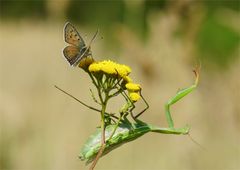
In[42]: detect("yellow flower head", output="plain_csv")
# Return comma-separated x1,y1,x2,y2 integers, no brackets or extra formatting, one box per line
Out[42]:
123,76,132,83
129,92,141,102
88,62,101,72
88,60,131,78
126,83,141,92
115,64,131,77
101,60,117,75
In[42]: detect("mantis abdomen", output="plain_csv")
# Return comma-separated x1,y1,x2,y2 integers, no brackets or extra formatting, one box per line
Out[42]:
79,122,151,164
79,121,189,164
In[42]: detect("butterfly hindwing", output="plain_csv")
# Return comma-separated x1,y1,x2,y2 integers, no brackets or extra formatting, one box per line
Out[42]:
63,46,81,65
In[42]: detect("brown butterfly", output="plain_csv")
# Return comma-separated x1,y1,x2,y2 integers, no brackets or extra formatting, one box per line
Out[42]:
63,22,98,66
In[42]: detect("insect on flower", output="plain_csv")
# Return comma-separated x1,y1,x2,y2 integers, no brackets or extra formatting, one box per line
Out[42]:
57,22,200,170
63,22,97,67
78,68,199,164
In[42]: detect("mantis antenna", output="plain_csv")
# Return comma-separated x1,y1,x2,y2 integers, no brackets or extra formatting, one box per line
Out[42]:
188,133,206,151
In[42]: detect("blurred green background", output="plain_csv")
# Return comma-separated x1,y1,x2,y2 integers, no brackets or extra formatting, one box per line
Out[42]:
0,0,239,169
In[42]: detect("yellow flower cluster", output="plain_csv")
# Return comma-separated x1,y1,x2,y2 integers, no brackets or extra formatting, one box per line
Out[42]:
88,60,141,102
126,83,141,102
88,60,131,78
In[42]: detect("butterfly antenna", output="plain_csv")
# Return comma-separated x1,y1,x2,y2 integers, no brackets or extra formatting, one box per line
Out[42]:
78,29,99,60
88,29,99,46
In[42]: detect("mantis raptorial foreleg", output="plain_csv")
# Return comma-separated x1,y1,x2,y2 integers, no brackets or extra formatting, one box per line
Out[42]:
114,81,149,121
165,69,199,129
108,112,125,141
134,90,149,119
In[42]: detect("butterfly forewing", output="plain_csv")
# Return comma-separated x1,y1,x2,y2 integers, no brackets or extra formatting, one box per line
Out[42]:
63,46,81,65
64,22,86,49
63,22,96,66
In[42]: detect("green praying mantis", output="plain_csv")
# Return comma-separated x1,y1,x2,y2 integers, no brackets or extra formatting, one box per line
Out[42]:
60,22,200,170
55,68,199,169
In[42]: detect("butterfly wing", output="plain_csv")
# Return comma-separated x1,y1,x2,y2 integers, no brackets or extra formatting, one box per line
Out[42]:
64,22,86,49
63,46,81,65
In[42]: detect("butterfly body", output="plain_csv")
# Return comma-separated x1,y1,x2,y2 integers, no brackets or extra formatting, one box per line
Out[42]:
63,22,92,66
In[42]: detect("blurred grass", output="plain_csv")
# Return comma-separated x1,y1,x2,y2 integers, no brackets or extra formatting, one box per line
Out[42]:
0,0,47,19
0,1,240,170
197,14,239,68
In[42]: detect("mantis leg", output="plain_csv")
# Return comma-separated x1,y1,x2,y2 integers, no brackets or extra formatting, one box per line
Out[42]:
54,85,101,112
119,87,134,118
114,83,150,121
55,85,115,121
165,69,199,128
134,90,149,119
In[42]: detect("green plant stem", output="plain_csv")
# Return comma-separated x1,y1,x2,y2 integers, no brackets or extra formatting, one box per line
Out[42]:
88,72,103,103
90,90,109,170
88,72,98,87
89,102,106,170
108,113,123,140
